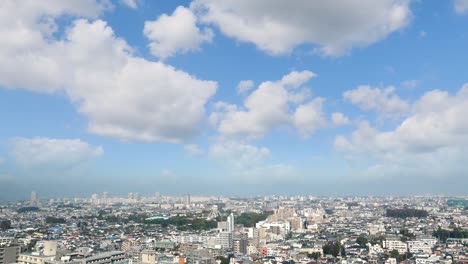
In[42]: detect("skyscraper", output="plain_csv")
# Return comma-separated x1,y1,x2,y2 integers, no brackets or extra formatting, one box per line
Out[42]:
227,212,235,232
30,191,38,204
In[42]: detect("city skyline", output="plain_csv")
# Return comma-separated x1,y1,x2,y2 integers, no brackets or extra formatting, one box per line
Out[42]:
1,0,468,199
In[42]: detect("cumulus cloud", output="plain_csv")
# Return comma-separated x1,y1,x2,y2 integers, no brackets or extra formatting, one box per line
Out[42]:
209,140,298,183
121,0,137,9
343,85,410,119
335,84,468,180
236,80,255,95
293,98,326,138
184,144,204,157
331,112,351,126
10,137,103,169
144,6,213,59
401,79,421,89
211,71,325,139
0,2,217,143
454,0,468,14
191,0,412,56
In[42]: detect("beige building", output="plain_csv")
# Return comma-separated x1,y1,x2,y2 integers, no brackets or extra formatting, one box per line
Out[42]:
140,250,156,264
18,254,55,264
0,239,20,264
18,241,58,264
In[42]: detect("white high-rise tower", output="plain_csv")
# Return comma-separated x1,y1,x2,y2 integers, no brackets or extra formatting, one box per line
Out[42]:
31,191,38,204
227,212,235,232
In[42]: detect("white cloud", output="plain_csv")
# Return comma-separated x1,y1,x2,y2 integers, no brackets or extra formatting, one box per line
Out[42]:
209,140,298,183
211,71,325,139
144,6,213,59
335,84,468,180
121,0,137,9
401,79,421,89
236,80,254,95
331,112,351,126
191,0,412,56
293,98,326,138
10,137,103,169
184,144,204,157
0,2,217,143
454,0,468,14
343,85,409,118
209,140,270,169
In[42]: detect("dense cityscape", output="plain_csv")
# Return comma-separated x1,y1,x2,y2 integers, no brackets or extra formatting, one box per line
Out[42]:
1,1,468,264
0,193,467,264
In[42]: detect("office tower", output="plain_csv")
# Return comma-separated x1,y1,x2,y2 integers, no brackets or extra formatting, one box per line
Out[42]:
227,212,235,232
134,193,141,201
217,231,233,249
233,239,247,255
0,238,20,264
91,194,99,205
103,192,109,199
154,192,161,202
30,191,38,204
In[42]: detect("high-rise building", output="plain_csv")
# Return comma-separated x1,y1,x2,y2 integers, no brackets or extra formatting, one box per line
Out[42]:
227,213,235,232
128,193,134,200
0,238,20,264
103,192,109,199
233,239,247,255
91,194,99,205
134,193,141,201
217,232,233,249
30,191,38,204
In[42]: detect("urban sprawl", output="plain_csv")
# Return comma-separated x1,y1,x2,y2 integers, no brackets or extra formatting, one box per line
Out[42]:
0,193,467,264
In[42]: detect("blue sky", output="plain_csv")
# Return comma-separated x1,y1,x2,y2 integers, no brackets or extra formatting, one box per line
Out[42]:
1,0,468,200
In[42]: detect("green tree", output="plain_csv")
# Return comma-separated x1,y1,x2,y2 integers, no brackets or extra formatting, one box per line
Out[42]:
45,216,66,224
323,241,341,257
235,211,273,227
356,236,368,246
307,252,321,260
0,219,11,231
17,206,40,213
390,249,399,259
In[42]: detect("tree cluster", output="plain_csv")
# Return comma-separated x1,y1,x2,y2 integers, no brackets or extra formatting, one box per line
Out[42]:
322,241,341,257
307,252,321,260
433,227,468,242
45,216,66,224
235,211,273,227
145,215,217,231
389,249,412,262
17,206,40,213
356,236,368,246
0,219,11,231
386,208,428,218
